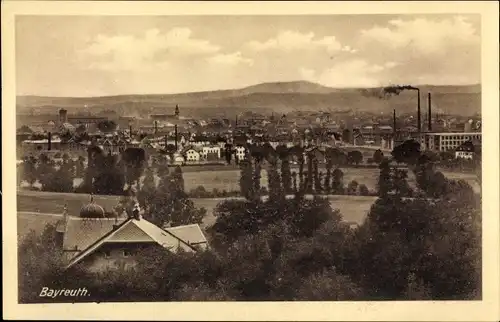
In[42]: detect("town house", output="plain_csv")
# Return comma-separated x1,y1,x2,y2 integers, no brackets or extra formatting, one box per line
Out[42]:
56,200,208,273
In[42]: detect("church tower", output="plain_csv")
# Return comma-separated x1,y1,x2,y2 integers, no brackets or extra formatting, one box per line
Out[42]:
175,104,180,118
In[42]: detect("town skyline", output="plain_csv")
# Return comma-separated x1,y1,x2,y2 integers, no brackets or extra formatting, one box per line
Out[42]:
16,14,480,97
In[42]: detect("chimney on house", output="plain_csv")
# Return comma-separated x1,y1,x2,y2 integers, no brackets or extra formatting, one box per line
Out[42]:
132,202,141,220
48,132,52,151
428,92,432,132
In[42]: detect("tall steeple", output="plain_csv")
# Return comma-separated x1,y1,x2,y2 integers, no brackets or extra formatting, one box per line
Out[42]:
175,104,180,118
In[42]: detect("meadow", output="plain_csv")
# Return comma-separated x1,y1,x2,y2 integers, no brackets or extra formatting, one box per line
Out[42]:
22,166,479,194
16,190,377,240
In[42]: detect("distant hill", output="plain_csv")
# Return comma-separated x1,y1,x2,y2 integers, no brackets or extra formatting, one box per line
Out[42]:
16,81,481,118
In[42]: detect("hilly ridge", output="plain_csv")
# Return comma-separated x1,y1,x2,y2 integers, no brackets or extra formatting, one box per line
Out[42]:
16,81,481,117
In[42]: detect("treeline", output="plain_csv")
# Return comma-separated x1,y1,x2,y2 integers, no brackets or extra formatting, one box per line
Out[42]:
238,144,378,199
19,141,481,302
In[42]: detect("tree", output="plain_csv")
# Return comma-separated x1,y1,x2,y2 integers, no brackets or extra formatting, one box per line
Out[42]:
342,129,351,143
347,180,359,195
97,120,117,133
392,140,421,165
224,143,233,165
373,149,384,164
291,171,298,193
331,168,344,194
377,159,392,197
355,186,481,300
75,156,86,178
93,153,126,195
121,147,146,191
277,145,292,194
358,184,370,196
137,167,156,210
144,165,206,228
347,150,363,165
267,156,284,201
75,124,87,134
37,153,56,189
22,155,37,187
295,269,364,300
392,168,412,197
239,154,255,200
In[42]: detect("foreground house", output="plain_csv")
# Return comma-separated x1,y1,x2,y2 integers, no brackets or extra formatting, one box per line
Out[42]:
56,200,208,272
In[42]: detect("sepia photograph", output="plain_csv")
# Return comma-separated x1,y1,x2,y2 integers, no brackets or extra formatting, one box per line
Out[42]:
2,1,499,321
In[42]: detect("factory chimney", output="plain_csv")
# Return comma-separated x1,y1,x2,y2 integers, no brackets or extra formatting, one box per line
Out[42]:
427,93,432,132
174,124,178,151
47,132,52,151
393,109,396,135
417,89,421,133
154,120,158,134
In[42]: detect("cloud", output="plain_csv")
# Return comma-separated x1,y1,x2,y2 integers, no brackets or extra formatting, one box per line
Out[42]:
356,16,480,85
207,51,253,66
300,59,395,88
246,30,352,54
79,27,222,71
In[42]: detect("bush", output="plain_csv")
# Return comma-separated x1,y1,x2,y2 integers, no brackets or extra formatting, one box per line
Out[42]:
358,184,369,196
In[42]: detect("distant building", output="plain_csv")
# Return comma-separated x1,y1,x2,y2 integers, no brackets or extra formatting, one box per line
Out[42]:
200,145,221,160
455,140,481,159
150,105,181,122
182,147,201,162
421,132,482,152
234,145,247,161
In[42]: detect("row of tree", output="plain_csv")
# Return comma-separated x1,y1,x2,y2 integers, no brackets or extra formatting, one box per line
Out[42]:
19,151,481,302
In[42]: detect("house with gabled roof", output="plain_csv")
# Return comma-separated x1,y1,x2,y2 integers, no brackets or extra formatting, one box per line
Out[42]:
56,200,209,273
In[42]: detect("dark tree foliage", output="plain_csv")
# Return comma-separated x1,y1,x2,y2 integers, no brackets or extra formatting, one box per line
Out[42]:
347,180,359,195
377,159,392,197
276,145,292,194
96,120,117,133
358,184,370,196
331,168,344,195
267,156,284,201
392,140,421,165
22,155,38,187
93,153,126,195
291,171,298,193
313,158,322,193
121,147,146,190
143,165,206,228
347,150,363,165
224,143,233,165
41,159,74,193
373,149,384,164
239,155,255,201
342,129,351,143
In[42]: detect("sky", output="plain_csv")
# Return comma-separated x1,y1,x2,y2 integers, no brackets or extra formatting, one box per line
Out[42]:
16,14,481,97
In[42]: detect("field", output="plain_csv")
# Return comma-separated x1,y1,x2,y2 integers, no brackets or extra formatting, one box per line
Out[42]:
16,190,377,240
16,166,480,242
21,166,480,194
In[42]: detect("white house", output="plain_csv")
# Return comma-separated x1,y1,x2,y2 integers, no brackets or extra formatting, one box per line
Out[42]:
183,148,201,162
173,153,185,165
235,146,247,161
200,145,221,160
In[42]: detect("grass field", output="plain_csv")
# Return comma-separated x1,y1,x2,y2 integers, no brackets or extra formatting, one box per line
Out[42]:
21,164,480,195
16,190,377,241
